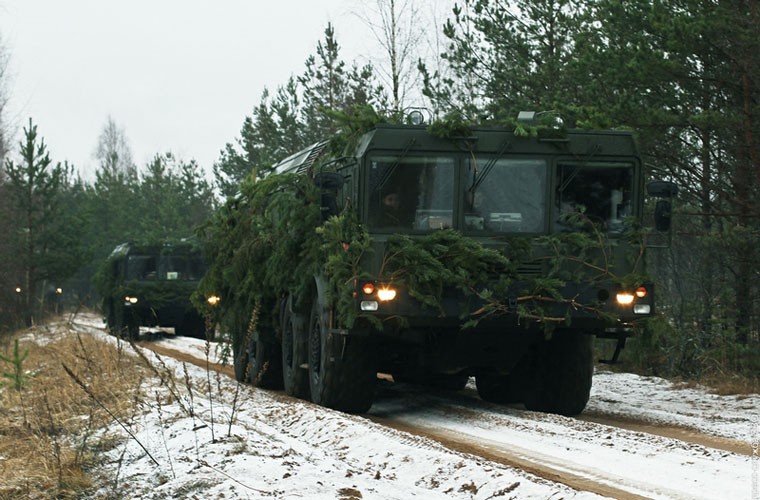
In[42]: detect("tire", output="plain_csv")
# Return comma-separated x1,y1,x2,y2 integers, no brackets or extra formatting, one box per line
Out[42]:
122,314,139,340
281,296,310,399
233,324,283,389
524,330,593,416
308,296,376,413
233,337,249,382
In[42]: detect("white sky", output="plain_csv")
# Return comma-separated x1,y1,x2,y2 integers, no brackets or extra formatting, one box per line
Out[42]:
0,0,377,180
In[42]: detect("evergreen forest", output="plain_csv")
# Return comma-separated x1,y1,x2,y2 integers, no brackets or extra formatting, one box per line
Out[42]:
0,1,758,388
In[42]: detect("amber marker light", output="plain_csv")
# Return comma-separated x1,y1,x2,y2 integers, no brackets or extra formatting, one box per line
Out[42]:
361,282,375,295
635,286,648,298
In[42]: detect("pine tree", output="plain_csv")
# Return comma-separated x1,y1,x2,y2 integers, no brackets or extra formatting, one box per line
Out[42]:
4,119,75,323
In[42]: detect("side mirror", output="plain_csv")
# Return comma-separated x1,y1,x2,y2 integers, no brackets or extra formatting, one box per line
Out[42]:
647,181,678,198
314,172,344,221
313,172,344,190
654,200,672,232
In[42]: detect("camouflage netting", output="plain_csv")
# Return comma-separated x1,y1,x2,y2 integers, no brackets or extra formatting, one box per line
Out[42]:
195,165,651,346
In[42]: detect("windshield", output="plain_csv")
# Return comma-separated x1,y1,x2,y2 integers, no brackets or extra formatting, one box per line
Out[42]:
126,254,206,281
464,158,546,233
555,163,634,233
368,155,455,230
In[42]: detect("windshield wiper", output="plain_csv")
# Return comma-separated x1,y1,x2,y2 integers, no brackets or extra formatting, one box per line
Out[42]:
469,140,510,193
375,138,416,192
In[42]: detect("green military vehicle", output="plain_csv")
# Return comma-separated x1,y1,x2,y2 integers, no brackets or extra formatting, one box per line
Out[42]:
200,113,676,416
98,241,214,339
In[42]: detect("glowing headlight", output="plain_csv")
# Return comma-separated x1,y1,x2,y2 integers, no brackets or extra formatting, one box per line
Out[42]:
207,295,221,306
124,296,138,305
615,293,635,306
377,288,397,301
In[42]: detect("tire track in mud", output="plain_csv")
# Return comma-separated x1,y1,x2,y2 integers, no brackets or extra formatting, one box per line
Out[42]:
394,384,750,457
124,332,747,500
367,414,653,500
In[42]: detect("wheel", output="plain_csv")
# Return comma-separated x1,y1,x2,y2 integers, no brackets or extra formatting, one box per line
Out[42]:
308,295,376,413
281,296,310,399
233,337,249,382
233,306,283,389
120,313,139,340
233,334,283,388
524,330,593,416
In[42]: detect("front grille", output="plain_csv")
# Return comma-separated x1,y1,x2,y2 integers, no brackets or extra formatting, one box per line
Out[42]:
516,261,543,277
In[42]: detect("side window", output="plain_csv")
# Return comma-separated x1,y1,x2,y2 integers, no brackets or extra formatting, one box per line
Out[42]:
368,155,455,230
555,164,633,232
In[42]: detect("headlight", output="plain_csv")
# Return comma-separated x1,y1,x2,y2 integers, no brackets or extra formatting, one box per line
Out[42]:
124,296,138,305
377,287,397,301
615,292,635,306
207,295,221,306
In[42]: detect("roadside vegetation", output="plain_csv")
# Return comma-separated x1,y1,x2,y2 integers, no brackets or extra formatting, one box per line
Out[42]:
0,316,145,498
0,312,245,499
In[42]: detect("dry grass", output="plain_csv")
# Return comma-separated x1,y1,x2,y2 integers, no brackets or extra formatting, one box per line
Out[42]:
0,318,149,499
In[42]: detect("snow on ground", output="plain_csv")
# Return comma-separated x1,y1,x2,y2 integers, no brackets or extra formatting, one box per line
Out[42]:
71,315,758,499
589,369,759,442
70,318,600,499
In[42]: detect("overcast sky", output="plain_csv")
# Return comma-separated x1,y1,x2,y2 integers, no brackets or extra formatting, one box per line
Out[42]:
0,0,383,180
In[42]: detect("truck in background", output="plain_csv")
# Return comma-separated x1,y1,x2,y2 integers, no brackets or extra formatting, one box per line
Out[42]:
98,240,215,339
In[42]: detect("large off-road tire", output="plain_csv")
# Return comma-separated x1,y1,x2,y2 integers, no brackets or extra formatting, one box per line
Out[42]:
281,296,310,399
524,330,593,416
233,337,249,382
233,326,283,389
308,296,376,413
119,313,139,340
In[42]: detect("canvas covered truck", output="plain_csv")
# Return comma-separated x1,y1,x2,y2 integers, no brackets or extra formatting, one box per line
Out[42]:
98,241,214,339
199,113,676,416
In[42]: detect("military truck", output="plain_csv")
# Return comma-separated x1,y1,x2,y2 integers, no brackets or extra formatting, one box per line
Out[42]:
202,113,676,416
98,241,214,339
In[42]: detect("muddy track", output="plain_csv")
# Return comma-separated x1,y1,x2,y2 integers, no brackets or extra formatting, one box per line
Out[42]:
133,335,748,500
